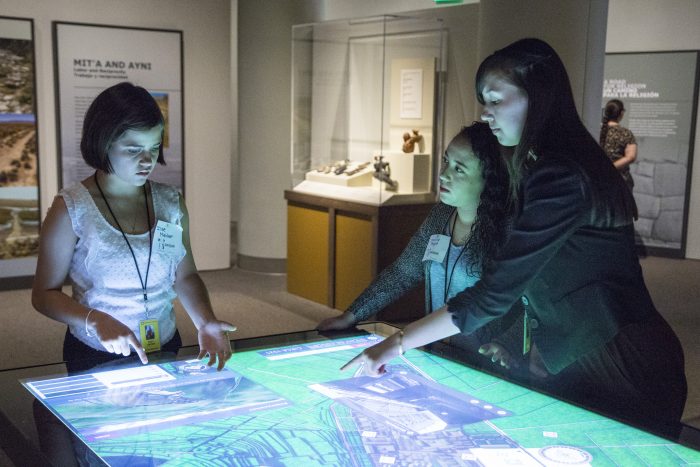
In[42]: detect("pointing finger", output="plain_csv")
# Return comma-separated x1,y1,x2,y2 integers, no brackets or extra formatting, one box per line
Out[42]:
340,353,363,371
128,334,148,364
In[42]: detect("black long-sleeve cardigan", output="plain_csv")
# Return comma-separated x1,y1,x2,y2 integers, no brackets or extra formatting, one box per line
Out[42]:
448,151,659,374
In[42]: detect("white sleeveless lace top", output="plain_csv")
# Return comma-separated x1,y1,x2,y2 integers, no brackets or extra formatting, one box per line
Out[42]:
60,181,186,350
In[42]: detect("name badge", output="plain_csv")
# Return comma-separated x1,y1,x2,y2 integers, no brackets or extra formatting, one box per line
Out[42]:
139,319,161,353
154,220,184,258
523,314,531,355
422,234,450,263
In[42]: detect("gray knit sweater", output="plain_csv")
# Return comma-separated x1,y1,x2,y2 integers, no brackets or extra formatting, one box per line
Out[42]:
346,202,523,356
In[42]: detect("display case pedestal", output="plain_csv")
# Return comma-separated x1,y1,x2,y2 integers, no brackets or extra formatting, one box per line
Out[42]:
285,190,434,323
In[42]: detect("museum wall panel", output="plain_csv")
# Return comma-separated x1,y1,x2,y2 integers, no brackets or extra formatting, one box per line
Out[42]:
0,0,232,270
607,0,700,258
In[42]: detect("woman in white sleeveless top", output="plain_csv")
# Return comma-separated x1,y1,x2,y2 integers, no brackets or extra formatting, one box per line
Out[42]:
32,82,236,373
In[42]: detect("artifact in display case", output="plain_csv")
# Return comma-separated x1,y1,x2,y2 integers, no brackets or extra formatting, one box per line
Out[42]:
402,129,425,153
372,155,397,191
305,160,374,187
291,15,446,205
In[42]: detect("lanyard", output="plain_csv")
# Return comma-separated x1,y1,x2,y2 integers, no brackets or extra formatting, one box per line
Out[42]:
444,210,467,304
94,173,153,317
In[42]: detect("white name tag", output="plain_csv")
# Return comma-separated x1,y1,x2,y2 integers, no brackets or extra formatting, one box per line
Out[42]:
422,234,450,263
154,220,184,258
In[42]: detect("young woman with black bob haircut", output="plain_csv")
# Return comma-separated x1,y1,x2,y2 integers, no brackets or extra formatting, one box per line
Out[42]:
32,82,236,374
319,122,524,371
342,38,686,438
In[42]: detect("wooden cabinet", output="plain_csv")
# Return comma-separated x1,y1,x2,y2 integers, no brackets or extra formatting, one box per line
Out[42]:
285,190,434,323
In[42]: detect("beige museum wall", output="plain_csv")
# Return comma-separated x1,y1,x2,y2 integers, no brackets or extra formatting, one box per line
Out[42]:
0,0,233,270
237,1,309,264
607,0,700,258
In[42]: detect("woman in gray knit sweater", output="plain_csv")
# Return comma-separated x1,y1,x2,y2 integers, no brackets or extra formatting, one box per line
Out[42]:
318,122,524,369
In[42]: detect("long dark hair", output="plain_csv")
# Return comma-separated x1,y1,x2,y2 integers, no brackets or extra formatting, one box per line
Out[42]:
599,99,625,145
475,38,635,223
458,122,510,274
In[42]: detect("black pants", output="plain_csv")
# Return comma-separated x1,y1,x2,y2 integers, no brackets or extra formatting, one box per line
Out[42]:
536,314,687,439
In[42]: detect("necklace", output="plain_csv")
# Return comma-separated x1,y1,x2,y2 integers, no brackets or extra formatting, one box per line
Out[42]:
94,173,153,317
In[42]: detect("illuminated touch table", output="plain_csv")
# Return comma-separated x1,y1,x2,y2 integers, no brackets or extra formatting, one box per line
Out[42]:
1,323,699,466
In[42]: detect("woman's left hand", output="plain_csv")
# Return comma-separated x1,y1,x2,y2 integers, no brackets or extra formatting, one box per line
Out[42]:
478,342,516,369
197,321,237,371
340,332,402,377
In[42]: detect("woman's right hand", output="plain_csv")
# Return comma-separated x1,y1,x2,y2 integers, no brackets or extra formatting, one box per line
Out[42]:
316,312,356,331
87,310,148,364
340,331,402,376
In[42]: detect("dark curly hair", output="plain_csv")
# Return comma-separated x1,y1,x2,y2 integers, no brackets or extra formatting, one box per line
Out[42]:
456,122,510,275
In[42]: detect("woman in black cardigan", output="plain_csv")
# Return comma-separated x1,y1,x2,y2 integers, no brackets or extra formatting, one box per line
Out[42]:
343,38,687,438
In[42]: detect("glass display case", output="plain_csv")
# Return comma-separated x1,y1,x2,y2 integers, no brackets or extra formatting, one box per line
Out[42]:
291,15,447,206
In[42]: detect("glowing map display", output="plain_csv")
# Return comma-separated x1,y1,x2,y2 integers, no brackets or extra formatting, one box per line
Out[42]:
22,333,700,466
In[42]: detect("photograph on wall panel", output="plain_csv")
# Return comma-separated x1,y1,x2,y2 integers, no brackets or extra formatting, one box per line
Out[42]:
603,51,700,258
53,21,184,192
0,16,40,289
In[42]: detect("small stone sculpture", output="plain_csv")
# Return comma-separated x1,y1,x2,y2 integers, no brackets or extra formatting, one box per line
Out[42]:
402,129,424,154
345,161,370,176
333,159,349,175
372,155,398,191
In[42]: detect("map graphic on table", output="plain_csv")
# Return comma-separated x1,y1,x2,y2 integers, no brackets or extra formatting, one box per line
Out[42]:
22,334,700,466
